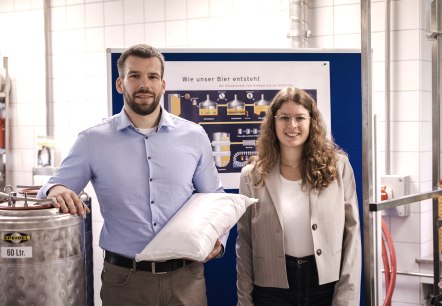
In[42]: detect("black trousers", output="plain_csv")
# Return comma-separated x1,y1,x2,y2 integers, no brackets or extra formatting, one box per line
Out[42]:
252,255,336,306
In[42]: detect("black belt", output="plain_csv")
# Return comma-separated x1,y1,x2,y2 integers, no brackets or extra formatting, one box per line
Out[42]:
285,254,315,265
104,250,192,274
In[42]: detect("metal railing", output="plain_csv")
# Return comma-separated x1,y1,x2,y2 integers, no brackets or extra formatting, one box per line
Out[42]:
369,190,442,212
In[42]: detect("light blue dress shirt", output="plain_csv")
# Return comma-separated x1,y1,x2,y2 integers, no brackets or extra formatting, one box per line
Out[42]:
38,105,224,258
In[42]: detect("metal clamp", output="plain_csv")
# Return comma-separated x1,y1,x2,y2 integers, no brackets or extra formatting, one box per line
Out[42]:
0,185,56,207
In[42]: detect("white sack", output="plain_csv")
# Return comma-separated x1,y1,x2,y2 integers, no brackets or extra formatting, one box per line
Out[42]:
135,193,257,262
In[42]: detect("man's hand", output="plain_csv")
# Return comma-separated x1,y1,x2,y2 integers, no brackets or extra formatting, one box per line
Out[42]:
47,185,90,216
204,239,223,262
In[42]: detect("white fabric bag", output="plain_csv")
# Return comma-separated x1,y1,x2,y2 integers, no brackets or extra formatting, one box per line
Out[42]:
135,193,257,262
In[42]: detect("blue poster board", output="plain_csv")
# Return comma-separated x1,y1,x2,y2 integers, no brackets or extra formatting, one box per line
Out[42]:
107,49,363,306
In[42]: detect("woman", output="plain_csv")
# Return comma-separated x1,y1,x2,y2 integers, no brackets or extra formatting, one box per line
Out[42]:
236,87,361,306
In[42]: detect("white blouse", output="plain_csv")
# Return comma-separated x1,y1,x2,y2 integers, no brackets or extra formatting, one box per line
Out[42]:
280,175,314,258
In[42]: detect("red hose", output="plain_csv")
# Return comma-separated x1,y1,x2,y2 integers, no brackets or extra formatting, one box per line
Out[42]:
381,218,397,306
381,235,390,300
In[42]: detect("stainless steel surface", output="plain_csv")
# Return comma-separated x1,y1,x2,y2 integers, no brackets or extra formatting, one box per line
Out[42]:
430,0,442,297
0,184,55,208
0,206,86,305
361,0,376,305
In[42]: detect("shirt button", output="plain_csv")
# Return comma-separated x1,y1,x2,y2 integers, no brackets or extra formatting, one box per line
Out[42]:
145,136,148,139
153,223,157,226
151,200,154,204
312,224,318,230
316,249,322,256
148,156,151,160
149,178,153,182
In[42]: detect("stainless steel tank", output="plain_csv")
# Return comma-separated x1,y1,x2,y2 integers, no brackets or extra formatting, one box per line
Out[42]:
0,193,86,306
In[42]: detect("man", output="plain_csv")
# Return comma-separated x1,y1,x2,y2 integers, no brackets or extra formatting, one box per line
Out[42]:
37,44,226,306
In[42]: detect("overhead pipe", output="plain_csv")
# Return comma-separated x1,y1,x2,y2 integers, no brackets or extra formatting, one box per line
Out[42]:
288,0,311,48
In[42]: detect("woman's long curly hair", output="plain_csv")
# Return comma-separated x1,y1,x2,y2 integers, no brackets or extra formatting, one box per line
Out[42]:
250,87,344,190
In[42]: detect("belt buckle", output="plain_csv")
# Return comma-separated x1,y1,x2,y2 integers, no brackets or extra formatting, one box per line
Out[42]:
151,261,167,274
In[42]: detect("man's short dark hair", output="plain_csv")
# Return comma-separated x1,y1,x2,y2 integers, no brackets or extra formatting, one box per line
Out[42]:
117,44,165,78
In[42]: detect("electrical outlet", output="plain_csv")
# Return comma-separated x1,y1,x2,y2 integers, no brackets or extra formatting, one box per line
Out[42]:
380,175,410,217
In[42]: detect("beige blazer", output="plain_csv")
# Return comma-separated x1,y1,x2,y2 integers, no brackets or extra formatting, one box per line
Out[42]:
236,154,361,306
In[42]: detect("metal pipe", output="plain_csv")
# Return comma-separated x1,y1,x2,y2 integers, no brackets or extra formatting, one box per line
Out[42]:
383,270,438,278
431,0,442,296
369,189,442,211
361,1,376,305
2,58,10,187
288,0,310,48
385,0,391,175
44,0,54,138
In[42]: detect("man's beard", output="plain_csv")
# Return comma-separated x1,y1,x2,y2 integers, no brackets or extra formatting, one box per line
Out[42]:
124,88,161,116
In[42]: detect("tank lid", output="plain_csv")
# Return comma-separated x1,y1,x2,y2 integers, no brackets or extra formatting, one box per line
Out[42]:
0,202,53,211
0,185,55,211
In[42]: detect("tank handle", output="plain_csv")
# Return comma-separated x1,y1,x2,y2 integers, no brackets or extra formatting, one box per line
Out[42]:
0,185,56,208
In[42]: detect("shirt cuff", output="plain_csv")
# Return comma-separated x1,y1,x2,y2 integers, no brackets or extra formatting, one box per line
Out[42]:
215,244,225,259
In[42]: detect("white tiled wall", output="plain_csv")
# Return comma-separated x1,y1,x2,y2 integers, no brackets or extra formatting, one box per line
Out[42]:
0,0,435,305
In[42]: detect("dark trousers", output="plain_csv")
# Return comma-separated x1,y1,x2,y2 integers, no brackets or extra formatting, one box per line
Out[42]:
252,255,336,306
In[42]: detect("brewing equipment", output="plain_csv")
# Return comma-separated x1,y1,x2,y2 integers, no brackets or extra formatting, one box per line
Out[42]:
227,94,245,115
254,93,270,115
199,94,218,116
0,186,87,306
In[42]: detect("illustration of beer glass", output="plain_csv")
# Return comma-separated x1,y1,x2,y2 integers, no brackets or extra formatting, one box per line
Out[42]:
168,93,181,116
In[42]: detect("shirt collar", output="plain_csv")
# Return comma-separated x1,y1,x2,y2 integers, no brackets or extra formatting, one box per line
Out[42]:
116,104,177,131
